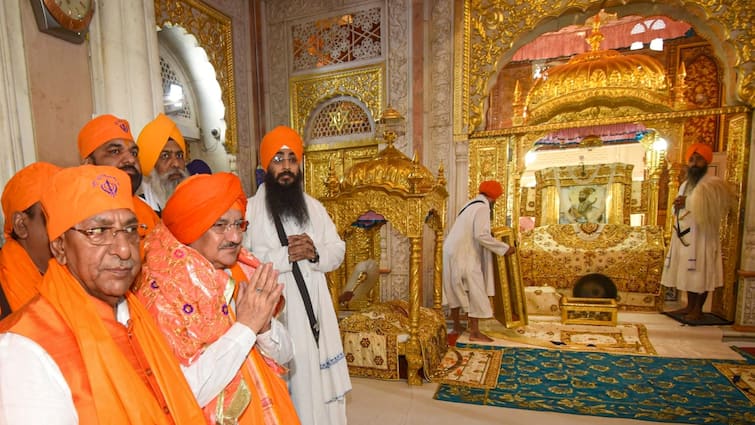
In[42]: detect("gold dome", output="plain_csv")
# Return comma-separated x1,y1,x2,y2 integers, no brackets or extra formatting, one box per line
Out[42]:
341,144,436,194
525,49,672,124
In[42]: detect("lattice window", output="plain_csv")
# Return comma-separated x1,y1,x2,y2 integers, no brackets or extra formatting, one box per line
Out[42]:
308,99,372,140
159,56,193,120
292,7,382,72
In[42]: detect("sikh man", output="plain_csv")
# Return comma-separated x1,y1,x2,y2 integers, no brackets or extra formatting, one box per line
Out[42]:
245,125,351,425
0,165,205,424
443,180,515,342
137,172,300,425
662,142,734,322
136,113,189,215
0,162,60,318
78,114,160,235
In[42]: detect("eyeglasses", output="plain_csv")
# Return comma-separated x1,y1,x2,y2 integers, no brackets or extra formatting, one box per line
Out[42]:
209,219,249,234
70,224,147,246
271,154,298,165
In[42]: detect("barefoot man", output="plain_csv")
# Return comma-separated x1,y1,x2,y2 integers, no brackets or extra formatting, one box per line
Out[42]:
443,180,515,342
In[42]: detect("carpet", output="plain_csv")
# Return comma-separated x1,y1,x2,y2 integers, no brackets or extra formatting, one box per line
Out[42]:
430,346,501,389
662,311,733,326
479,318,656,355
434,345,755,425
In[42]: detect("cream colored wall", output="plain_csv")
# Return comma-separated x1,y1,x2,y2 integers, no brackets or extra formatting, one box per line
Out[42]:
20,0,92,167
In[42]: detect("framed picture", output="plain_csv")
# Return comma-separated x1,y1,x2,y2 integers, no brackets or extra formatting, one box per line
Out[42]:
559,184,607,224
491,226,528,328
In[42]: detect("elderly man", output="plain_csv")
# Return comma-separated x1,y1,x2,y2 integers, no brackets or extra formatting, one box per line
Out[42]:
0,165,204,424
136,113,189,215
443,180,515,342
137,172,300,425
245,125,351,425
0,162,60,317
78,114,160,235
662,142,733,322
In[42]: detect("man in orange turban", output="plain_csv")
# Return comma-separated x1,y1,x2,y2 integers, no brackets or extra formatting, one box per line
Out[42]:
662,142,734,323
136,113,189,215
0,165,204,424
443,180,515,342
138,172,300,424
0,162,60,318
78,114,159,235
245,125,351,425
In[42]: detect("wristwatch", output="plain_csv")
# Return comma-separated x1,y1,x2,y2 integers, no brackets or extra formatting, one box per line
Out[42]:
309,248,320,263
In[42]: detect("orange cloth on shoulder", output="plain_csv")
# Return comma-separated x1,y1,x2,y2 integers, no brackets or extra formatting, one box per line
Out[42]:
0,239,44,311
137,113,186,176
1,162,61,237
78,114,134,159
685,142,713,164
479,180,503,200
259,126,304,170
161,172,247,244
41,165,135,240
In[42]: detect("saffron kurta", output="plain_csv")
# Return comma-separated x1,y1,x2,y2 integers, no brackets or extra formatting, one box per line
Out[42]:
443,194,510,318
245,183,352,425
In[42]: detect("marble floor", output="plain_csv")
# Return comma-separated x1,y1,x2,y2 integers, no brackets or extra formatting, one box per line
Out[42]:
345,311,755,425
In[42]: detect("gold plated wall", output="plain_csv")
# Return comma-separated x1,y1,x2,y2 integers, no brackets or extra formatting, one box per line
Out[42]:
155,0,238,153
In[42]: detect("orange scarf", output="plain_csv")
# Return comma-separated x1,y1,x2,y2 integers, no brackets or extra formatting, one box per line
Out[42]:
37,262,204,424
138,222,300,425
0,238,44,310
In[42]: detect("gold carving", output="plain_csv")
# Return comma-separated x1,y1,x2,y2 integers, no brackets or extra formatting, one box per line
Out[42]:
155,0,238,153
290,64,384,135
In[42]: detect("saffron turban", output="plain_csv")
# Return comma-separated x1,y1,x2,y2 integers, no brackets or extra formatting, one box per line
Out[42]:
78,114,134,159
162,172,247,244
479,180,503,200
41,165,135,240
685,142,713,164
137,113,187,176
259,125,304,170
1,162,61,237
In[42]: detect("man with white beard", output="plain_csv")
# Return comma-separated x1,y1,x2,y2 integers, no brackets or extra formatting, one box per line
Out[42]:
136,113,190,215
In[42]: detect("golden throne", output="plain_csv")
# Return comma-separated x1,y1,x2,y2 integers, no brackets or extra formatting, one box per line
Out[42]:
320,137,448,386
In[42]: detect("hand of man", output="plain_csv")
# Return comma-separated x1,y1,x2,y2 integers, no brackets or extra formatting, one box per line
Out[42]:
235,262,285,334
504,246,516,256
673,195,686,212
287,233,317,263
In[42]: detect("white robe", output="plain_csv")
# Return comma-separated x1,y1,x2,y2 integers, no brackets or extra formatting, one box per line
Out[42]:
244,183,351,425
661,174,730,293
442,195,510,318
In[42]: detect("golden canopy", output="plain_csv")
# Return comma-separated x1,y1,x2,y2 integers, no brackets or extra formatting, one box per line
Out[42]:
340,143,437,194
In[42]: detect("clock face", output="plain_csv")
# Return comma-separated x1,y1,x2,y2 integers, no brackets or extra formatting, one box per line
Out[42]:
43,0,95,32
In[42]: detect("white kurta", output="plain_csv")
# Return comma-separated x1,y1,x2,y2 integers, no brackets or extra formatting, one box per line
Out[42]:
244,183,351,425
661,174,727,293
442,195,510,318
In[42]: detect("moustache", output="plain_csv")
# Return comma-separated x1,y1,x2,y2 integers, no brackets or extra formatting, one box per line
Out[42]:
219,242,241,250
278,171,296,179
120,165,139,175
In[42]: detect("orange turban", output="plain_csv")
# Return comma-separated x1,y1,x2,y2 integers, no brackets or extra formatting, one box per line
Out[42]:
259,125,304,170
137,113,187,176
41,165,135,240
685,142,713,164
2,162,61,237
162,172,247,244
479,180,503,200
78,114,134,159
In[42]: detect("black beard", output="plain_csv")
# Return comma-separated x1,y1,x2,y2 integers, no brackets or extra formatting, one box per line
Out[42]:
686,164,708,188
119,165,142,195
264,169,309,226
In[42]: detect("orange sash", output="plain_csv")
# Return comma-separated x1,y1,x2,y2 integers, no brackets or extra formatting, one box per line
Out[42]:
1,262,204,424
139,222,300,424
0,238,43,310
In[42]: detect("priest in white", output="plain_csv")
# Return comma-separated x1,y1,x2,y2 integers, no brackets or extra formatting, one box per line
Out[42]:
245,126,351,425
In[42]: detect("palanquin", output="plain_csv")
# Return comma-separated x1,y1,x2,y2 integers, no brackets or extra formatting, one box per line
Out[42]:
518,223,665,310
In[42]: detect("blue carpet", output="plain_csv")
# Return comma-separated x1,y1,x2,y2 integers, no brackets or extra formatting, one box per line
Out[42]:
434,344,755,424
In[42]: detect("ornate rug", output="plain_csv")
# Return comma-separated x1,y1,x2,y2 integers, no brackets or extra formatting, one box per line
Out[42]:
479,318,656,355
429,346,502,389
434,345,755,425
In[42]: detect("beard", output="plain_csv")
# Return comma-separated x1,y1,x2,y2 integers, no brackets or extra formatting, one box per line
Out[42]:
264,169,309,226
120,165,143,196
686,164,708,188
147,168,189,207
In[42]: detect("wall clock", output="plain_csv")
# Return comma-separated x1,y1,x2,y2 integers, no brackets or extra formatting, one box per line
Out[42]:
30,0,95,44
